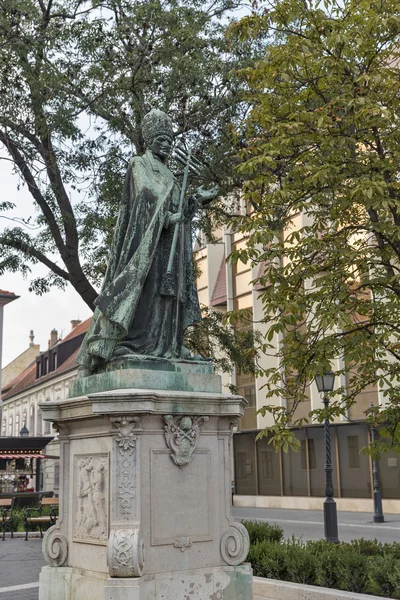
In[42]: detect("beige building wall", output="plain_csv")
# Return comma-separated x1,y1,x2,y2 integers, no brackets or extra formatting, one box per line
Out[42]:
195,220,380,432
2,343,40,388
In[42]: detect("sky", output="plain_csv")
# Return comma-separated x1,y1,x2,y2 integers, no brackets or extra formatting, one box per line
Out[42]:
0,160,92,368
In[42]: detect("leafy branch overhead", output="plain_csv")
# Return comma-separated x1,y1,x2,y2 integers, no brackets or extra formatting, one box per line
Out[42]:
0,0,263,308
230,0,400,450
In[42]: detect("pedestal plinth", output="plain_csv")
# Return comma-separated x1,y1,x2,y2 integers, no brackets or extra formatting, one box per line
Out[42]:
39,367,252,600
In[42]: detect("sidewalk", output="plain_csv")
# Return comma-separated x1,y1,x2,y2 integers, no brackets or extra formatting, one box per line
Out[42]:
0,538,43,599
233,506,400,543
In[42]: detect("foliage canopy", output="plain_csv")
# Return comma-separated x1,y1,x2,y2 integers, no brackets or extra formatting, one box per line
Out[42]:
0,0,260,308
230,0,400,451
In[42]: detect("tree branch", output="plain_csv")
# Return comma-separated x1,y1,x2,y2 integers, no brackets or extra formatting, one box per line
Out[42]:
0,237,70,280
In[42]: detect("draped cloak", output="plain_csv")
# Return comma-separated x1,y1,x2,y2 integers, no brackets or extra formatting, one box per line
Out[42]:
76,150,201,371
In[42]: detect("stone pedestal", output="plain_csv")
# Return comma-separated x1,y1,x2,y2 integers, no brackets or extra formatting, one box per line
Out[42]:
39,366,252,600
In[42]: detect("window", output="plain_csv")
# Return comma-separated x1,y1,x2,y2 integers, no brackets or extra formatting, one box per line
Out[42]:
1,419,5,435
260,450,274,479
301,439,316,470
236,452,248,479
301,440,307,470
8,416,13,436
15,414,20,436
237,372,256,407
308,439,316,469
30,405,36,435
37,409,42,436
347,436,360,468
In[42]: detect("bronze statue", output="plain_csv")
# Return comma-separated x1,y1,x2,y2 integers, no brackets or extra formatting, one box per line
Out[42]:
77,109,218,375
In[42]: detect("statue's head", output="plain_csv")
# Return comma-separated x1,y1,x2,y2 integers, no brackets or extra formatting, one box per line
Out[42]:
142,108,173,162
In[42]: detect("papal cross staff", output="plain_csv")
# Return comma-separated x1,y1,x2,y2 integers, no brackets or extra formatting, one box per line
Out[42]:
160,145,205,356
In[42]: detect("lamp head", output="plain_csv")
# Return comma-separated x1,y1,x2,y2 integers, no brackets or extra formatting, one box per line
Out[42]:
315,371,335,394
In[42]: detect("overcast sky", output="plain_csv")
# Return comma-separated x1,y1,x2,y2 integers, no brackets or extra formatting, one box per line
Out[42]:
0,159,92,368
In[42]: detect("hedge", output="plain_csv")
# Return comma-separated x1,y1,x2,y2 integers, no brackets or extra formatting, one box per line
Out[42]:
243,521,400,598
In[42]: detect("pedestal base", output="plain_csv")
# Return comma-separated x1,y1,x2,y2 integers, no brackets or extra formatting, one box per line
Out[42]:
39,376,250,600
39,564,253,600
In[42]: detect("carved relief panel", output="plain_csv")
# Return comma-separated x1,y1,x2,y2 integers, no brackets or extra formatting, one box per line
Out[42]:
110,416,140,520
73,453,109,544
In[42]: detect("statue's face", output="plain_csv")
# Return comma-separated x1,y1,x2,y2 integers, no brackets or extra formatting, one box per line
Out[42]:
150,134,172,161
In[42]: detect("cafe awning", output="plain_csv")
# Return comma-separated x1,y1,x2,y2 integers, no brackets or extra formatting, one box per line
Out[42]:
0,453,54,459
0,436,57,460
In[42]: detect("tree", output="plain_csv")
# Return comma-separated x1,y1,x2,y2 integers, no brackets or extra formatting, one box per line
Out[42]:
0,0,261,308
229,0,400,451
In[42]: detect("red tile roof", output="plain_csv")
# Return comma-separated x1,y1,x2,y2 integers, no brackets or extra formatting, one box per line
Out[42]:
0,290,16,296
210,255,227,306
1,318,91,401
61,318,91,342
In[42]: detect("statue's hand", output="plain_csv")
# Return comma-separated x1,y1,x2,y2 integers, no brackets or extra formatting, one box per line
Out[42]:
194,185,219,205
169,212,183,225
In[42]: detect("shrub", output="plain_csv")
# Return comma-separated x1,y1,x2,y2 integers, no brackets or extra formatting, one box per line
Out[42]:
369,555,400,599
348,538,384,557
336,550,370,594
314,547,344,590
244,520,400,598
284,538,317,586
250,540,290,580
243,520,284,545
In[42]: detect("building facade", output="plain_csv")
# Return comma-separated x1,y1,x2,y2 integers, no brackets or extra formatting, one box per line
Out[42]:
1,319,89,493
194,224,400,510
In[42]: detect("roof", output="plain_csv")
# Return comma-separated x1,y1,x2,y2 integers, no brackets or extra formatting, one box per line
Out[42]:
61,317,91,342
0,290,19,306
1,318,91,401
0,436,55,455
210,254,227,306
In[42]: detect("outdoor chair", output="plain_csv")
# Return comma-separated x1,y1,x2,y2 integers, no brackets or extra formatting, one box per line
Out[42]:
0,498,14,540
24,497,59,540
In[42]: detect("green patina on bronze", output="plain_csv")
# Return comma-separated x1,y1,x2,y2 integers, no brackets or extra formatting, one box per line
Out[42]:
76,109,218,377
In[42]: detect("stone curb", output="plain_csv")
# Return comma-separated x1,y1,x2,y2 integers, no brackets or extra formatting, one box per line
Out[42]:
253,576,383,600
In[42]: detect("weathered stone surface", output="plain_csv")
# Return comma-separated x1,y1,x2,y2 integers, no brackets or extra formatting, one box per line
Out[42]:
38,384,252,600
69,360,220,398
253,576,383,600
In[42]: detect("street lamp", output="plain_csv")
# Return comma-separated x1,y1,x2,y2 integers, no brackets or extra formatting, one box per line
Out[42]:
19,425,29,437
369,402,384,523
315,371,339,543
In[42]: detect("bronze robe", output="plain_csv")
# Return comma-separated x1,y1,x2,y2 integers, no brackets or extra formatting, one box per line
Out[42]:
77,150,201,371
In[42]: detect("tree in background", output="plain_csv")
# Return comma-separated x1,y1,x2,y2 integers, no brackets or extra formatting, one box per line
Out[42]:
0,0,263,308
230,0,400,451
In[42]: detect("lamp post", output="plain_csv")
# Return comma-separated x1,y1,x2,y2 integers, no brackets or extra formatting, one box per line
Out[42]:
19,425,29,437
315,371,339,543
369,402,384,523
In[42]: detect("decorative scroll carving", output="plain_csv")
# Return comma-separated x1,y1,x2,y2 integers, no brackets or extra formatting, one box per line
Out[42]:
174,536,192,552
108,528,145,577
111,416,140,518
163,415,209,467
74,454,108,543
220,522,250,566
42,525,68,567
